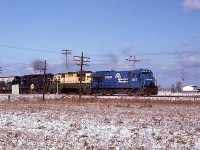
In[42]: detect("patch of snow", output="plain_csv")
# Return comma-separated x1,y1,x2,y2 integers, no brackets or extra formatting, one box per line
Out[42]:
0,102,200,149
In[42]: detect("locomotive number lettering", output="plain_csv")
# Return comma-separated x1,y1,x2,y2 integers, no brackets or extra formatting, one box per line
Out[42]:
105,76,112,79
146,79,153,81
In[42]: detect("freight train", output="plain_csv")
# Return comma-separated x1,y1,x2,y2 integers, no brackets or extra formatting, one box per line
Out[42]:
0,69,158,96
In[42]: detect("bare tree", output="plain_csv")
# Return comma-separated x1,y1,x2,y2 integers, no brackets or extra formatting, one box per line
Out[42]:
171,84,176,93
176,81,182,93
157,84,162,91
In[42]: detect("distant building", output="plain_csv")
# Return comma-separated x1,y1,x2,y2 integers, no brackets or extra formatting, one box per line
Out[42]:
182,85,199,93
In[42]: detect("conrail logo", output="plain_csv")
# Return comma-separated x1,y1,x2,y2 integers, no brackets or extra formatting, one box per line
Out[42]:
115,73,121,79
115,73,128,83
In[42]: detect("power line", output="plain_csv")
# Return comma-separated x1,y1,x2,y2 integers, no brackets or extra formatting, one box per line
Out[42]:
0,44,60,54
1,43,200,56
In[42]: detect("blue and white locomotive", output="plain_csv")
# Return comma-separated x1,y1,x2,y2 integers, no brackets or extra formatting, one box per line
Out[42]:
91,69,158,96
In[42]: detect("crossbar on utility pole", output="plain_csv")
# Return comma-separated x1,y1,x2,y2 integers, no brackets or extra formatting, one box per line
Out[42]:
126,56,140,70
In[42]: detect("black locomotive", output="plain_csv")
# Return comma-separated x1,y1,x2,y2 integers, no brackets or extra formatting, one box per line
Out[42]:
19,74,54,94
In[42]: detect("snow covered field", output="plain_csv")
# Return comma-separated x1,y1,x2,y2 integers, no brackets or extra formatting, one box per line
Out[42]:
0,95,200,149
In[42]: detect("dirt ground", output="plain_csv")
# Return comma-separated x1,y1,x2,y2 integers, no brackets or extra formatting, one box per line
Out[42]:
0,98,200,149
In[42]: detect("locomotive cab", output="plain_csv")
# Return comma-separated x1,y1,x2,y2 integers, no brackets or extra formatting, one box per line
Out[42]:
141,70,156,86
139,69,158,95
128,69,157,95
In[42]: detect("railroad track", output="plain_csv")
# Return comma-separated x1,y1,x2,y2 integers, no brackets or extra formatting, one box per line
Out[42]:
1,94,200,101
147,95,200,98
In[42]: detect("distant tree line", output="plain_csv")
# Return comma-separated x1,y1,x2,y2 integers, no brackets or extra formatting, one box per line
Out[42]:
171,81,182,93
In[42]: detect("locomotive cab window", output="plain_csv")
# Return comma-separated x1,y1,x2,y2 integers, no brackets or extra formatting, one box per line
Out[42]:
48,78,52,83
77,74,86,77
87,75,91,79
132,73,138,78
129,72,138,78
141,71,152,76
78,77,85,81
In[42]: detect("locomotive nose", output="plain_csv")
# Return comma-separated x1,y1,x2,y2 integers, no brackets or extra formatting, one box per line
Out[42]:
145,78,155,86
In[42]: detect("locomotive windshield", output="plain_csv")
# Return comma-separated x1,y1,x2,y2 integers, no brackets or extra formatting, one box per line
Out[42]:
141,70,152,76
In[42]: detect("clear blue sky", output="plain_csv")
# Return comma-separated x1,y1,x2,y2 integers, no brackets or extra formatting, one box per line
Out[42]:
0,0,200,88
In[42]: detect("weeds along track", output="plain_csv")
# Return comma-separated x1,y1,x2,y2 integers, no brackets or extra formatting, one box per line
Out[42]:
1,96,200,106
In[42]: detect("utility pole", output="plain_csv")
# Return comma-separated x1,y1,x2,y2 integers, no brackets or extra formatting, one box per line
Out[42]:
126,56,140,70
43,60,47,100
181,70,186,86
62,49,72,72
74,52,90,99
0,67,2,74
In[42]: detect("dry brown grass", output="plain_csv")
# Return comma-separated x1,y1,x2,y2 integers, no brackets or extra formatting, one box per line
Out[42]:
1,97,200,106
